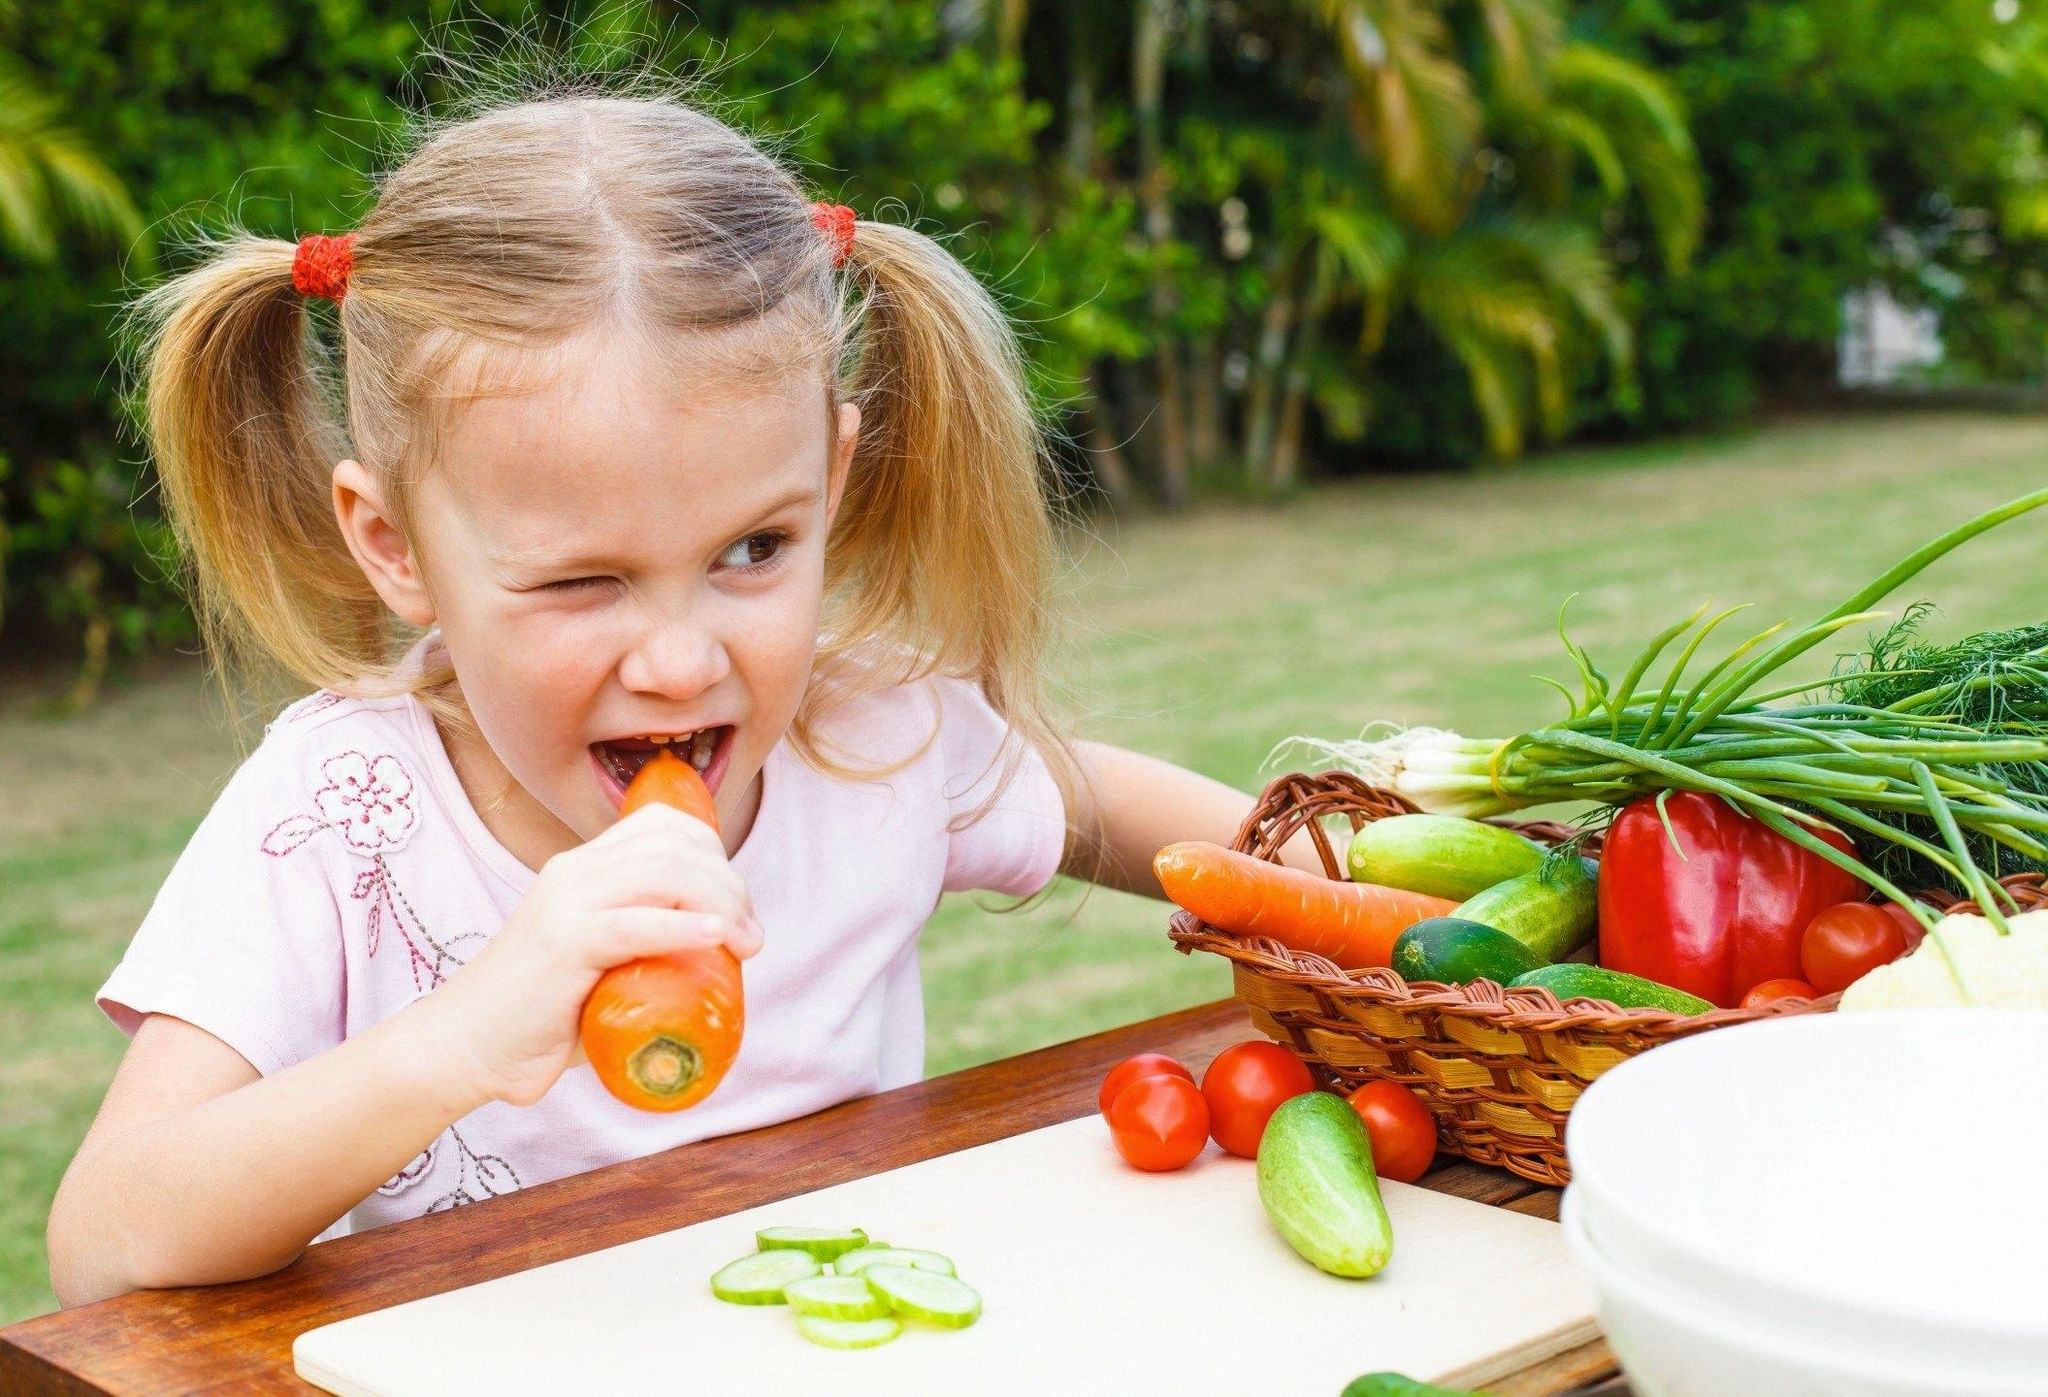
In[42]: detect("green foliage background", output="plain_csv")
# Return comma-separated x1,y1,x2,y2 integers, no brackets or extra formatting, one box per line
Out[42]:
3,0,2046,681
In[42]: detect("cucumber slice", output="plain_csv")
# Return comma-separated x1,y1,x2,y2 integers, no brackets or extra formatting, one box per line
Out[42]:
831,1246,957,1277
782,1275,889,1322
754,1226,869,1261
795,1314,903,1349
864,1264,983,1328
709,1248,821,1304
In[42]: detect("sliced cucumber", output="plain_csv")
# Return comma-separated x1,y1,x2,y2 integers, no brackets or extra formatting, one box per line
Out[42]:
795,1313,903,1349
832,1246,957,1277
782,1274,890,1322
709,1248,821,1304
754,1226,869,1261
864,1264,984,1328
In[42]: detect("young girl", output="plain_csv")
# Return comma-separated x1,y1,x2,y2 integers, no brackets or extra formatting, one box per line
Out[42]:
46,89,1271,1305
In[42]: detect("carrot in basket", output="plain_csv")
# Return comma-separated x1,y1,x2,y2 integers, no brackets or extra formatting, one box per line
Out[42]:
1154,841,1456,969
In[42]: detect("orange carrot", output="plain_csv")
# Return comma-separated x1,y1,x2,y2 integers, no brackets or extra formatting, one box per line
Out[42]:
582,750,744,1112
1154,841,1456,969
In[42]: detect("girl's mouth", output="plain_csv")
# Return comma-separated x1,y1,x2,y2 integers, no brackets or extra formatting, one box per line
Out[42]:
591,727,734,807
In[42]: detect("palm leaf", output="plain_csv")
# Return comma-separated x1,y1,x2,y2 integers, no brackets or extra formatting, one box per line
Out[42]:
1307,201,1406,350
1471,0,1561,114
0,52,144,261
1548,42,1701,270
1318,0,1482,234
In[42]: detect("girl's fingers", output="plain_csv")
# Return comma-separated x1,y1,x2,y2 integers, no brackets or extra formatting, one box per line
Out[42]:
590,907,760,964
576,837,752,921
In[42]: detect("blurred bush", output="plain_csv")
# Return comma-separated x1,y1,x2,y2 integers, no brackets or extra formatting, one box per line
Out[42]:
3,0,2047,689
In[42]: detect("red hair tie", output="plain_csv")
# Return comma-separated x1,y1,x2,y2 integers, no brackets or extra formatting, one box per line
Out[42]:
809,202,856,269
292,233,357,302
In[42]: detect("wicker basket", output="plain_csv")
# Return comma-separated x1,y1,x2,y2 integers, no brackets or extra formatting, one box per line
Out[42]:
1168,771,2048,1186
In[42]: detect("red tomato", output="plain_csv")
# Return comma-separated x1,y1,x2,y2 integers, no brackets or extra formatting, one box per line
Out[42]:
1878,901,1930,952
1097,1052,1195,1117
1106,1074,1210,1171
1200,1041,1316,1158
1740,977,1818,1009
1344,1080,1437,1183
1800,902,1912,995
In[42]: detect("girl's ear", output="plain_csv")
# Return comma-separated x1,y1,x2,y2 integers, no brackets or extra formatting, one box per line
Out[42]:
332,460,436,627
825,400,861,527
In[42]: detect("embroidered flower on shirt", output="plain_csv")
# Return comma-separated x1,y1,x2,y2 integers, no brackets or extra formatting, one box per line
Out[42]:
261,748,475,991
313,751,418,854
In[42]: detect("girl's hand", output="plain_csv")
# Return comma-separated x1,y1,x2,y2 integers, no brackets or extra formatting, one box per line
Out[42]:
412,804,763,1108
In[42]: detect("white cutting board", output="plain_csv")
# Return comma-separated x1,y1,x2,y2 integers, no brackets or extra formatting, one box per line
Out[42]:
296,1114,1596,1396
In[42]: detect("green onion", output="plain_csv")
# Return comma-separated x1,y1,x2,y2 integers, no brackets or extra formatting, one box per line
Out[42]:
1285,488,2048,922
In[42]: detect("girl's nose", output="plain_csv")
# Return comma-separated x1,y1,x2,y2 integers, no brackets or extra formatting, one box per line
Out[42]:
618,621,733,700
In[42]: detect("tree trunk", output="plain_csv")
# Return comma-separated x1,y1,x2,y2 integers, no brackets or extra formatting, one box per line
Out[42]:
1270,307,1323,492
1242,252,1298,484
1081,365,1137,506
1065,10,1096,178
1133,0,1189,509
1189,336,1225,471
1268,255,1332,492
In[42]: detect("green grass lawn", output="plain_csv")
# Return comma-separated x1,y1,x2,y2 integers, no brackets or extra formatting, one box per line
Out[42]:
6,409,2047,1323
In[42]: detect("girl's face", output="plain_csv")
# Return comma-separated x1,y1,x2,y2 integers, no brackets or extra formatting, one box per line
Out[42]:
336,330,856,863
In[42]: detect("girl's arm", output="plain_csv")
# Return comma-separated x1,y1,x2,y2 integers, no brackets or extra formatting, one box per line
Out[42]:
1064,740,1324,896
48,1003,486,1305
48,802,761,1306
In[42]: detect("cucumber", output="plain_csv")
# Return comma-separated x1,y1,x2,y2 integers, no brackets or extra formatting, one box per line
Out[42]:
1347,815,1546,900
795,1313,903,1349
1255,1091,1393,1279
1390,917,1544,985
832,1246,957,1277
783,1275,890,1321
1452,857,1597,962
1342,1374,1491,1397
864,1264,984,1328
709,1248,821,1304
1509,963,1713,1015
755,1226,868,1261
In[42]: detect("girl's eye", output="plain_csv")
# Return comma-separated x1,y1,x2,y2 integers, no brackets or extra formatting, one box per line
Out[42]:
719,531,790,572
544,576,613,592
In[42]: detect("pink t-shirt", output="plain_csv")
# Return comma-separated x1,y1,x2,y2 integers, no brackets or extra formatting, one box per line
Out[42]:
97,672,1065,1238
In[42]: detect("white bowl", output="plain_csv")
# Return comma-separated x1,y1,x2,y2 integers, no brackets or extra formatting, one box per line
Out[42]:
1561,1190,2040,1397
1563,1009,2048,1385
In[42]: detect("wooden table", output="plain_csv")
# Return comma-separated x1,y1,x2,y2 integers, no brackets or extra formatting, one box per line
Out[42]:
0,1000,1621,1395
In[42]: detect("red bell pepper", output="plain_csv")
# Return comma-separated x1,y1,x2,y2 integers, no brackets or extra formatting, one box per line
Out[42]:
1597,792,1864,1008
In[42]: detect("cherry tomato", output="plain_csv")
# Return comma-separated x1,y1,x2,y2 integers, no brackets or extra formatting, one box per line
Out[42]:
1106,1074,1210,1171
1097,1052,1195,1117
1344,1080,1437,1184
1878,901,1929,952
1200,1040,1316,1158
1740,977,1818,1009
1800,902,1912,995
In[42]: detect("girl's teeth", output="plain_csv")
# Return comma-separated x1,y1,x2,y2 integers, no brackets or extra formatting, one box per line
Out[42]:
689,729,715,771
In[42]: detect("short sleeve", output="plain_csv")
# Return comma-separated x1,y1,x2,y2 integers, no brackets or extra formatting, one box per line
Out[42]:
932,677,1068,897
96,738,348,1077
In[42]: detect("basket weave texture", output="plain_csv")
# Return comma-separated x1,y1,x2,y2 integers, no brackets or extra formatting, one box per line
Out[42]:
1168,772,2048,1186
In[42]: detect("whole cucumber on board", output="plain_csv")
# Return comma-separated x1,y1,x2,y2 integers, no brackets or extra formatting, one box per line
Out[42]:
1256,1092,1394,1279
1341,1375,1493,1397
1452,857,1598,963
1347,815,1546,901
1509,963,1713,1015
1390,917,1544,986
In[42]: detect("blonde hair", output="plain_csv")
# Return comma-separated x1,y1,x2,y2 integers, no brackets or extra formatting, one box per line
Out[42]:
135,90,1080,832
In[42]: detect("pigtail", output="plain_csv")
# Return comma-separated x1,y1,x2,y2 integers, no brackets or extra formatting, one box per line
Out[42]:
815,218,1089,847
134,237,387,696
